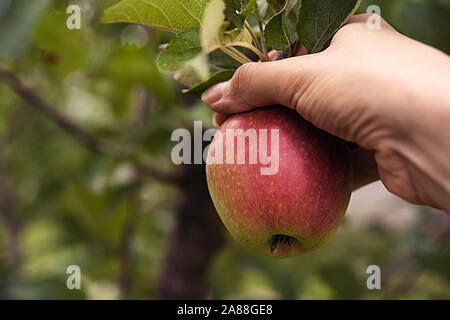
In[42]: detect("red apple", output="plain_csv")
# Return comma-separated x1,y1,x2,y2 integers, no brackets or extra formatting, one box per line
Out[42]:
206,106,353,258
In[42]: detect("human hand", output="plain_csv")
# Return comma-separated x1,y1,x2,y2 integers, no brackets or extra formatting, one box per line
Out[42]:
201,14,450,213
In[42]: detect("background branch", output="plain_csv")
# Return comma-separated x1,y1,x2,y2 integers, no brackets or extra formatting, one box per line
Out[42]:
0,67,179,184
0,68,104,154
118,194,139,298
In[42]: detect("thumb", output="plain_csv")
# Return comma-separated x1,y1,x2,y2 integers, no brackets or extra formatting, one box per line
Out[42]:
201,57,314,114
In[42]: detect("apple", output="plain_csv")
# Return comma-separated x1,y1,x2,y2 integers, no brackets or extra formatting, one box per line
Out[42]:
206,106,353,258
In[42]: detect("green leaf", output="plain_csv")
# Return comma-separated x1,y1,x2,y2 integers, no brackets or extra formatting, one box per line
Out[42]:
0,0,51,58
240,0,258,19
264,4,290,51
201,0,253,54
172,54,210,87
183,70,235,97
157,29,209,87
224,0,257,30
222,28,253,48
95,45,174,105
32,10,90,81
210,50,241,69
157,28,202,71
201,0,226,53
225,0,242,13
102,0,207,33
297,0,361,54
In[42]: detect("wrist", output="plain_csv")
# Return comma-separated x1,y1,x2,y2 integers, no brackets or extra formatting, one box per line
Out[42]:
392,87,450,212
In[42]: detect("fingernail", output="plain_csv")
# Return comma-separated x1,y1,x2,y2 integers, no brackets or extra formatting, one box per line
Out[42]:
201,82,227,105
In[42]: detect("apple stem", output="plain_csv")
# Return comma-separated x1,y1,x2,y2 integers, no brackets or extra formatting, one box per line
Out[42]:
271,236,280,255
271,235,293,254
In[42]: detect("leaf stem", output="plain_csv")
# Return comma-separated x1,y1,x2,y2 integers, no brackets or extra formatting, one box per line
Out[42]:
233,44,268,62
244,20,261,51
220,47,251,65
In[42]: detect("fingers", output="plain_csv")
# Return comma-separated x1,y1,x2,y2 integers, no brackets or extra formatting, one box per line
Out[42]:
347,13,393,30
202,55,318,115
213,115,379,191
351,148,379,191
269,44,308,60
209,51,288,127
268,50,278,60
202,41,314,115
202,61,286,114
296,44,309,56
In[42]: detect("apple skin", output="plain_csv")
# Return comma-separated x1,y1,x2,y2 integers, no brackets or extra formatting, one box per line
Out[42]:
206,106,353,258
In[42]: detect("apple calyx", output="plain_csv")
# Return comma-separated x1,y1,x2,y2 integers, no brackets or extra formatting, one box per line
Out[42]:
270,234,295,255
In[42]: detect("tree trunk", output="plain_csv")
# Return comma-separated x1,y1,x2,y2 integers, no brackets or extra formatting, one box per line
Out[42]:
155,163,224,299
0,140,21,273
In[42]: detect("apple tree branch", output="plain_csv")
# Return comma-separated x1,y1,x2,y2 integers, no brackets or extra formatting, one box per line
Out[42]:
0,67,179,184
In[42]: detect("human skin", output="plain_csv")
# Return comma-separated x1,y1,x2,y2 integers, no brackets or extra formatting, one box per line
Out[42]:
201,14,450,213
206,107,353,257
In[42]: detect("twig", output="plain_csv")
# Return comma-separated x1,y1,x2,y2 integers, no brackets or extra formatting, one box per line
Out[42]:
232,44,268,62
256,13,269,59
0,67,178,184
136,163,180,184
0,68,105,154
220,47,251,65
381,215,450,299
292,38,302,57
244,20,262,51
155,164,224,299
132,86,151,128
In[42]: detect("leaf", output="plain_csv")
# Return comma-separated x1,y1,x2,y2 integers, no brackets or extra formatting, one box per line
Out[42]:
225,0,242,13
224,0,257,30
201,0,253,54
0,0,51,58
264,4,291,51
222,28,253,48
157,29,209,87
165,63,203,88
201,0,226,53
32,10,90,80
102,0,207,33
95,45,174,105
183,70,235,97
157,28,202,71
297,0,361,54
240,0,258,19
209,50,241,69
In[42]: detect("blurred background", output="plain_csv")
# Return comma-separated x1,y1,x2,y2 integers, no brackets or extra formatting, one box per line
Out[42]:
0,0,449,300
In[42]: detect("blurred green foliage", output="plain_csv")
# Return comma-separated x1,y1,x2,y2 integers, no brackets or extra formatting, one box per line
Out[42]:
0,0,449,299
